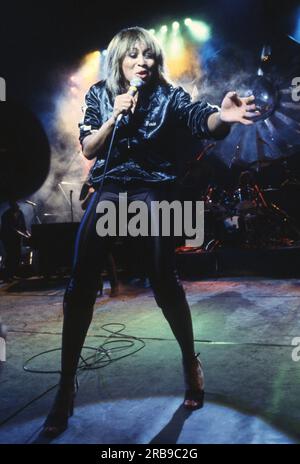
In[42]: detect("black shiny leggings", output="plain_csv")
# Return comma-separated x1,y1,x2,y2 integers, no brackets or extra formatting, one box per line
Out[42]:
61,183,195,380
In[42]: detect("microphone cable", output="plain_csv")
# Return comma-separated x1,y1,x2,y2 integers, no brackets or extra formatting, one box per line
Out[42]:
94,77,144,202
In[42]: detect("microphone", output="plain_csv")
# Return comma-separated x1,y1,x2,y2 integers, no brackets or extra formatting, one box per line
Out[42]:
116,77,145,124
70,190,74,223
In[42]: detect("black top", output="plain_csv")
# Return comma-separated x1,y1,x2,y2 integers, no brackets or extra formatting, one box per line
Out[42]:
79,80,221,188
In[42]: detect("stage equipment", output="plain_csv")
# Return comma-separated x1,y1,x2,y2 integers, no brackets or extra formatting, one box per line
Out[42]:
197,35,300,169
0,101,50,202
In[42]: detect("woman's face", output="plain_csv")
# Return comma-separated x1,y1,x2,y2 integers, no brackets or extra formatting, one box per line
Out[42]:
122,41,156,86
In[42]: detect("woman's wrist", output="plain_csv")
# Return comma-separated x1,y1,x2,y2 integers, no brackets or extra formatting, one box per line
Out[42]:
207,111,231,139
107,115,117,126
212,111,230,128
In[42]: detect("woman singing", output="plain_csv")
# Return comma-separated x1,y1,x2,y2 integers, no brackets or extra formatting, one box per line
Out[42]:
43,26,258,437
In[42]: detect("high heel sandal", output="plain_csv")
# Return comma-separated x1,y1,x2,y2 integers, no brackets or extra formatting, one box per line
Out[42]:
98,278,104,297
182,353,204,410
109,284,119,298
43,377,78,438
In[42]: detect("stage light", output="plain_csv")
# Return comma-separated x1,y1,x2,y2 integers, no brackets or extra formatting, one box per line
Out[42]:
166,43,201,81
169,36,184,55
85,51,101,65
156,25,168,47
78,50,102,84
169,28,184,56
149,29,155,35
184,18,192,26
102,49,107,56
187,20,210,42
170,21,181,55
172,21,180,31
294,7,300,42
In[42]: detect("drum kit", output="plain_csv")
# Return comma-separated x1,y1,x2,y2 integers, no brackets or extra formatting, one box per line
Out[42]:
202,160,300,250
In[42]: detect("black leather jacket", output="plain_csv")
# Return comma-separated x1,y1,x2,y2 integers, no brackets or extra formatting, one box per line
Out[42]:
79,80,221,187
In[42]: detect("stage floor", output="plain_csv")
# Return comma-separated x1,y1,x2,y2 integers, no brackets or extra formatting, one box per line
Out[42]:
0,276,300,444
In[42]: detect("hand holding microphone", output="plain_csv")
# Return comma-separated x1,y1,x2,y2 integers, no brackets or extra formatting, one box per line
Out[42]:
113,94,135,122
113,78,145,124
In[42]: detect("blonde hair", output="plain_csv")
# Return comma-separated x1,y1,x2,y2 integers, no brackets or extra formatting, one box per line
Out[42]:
105,26,168,98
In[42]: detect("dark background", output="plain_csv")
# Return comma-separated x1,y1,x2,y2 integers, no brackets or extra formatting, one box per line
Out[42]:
0,0,299,110
0,0,300,203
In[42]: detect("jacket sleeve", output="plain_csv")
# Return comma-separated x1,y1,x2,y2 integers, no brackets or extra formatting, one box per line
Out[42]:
169,86,222,139
79,85,103,145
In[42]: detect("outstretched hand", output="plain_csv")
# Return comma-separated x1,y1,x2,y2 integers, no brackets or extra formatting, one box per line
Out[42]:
220,92,260,125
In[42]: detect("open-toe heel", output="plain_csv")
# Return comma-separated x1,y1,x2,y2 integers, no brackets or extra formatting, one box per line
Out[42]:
98,278,104,297
109,285,119,298
43,377,78,438
182,353,204,410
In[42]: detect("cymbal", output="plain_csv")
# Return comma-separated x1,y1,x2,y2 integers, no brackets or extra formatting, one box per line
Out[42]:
249,160,272,169
281,180,300,188
249,155,294,171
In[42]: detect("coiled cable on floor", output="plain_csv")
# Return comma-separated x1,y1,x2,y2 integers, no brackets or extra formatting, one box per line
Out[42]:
22,323,145,374
0,324,146,428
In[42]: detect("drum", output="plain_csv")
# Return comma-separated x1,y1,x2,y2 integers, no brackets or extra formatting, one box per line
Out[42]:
233,186,257,213
205,187,231,216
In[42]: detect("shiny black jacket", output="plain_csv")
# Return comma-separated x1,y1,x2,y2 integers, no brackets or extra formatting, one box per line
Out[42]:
79,80,221,187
